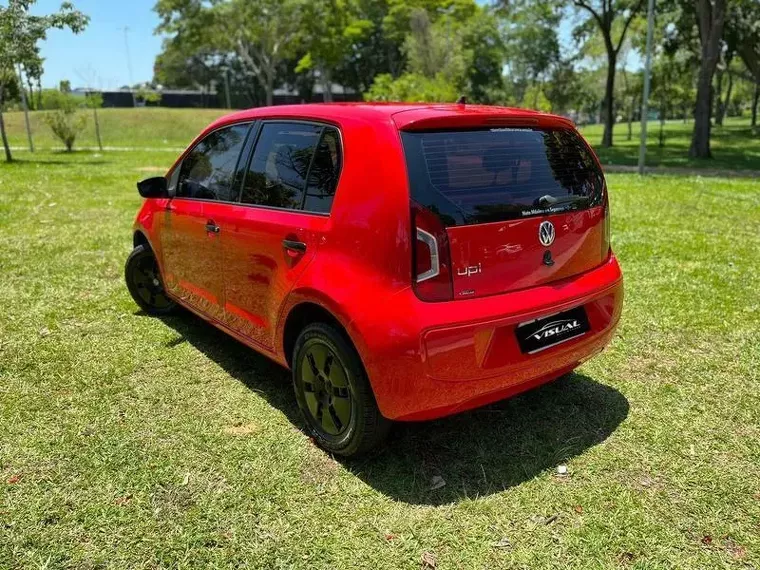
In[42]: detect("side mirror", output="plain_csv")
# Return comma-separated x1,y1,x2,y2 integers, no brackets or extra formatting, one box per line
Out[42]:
137,176,168,198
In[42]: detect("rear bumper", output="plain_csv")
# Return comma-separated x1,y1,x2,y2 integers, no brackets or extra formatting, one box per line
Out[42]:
352,255,623,421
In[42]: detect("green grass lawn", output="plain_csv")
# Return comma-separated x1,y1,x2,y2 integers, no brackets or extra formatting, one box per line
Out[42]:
3,107,759,171
580,116,760,171
2,107,227,150
1,149,759,569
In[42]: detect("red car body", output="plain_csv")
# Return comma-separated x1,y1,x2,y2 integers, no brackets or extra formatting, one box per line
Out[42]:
132,103,623,422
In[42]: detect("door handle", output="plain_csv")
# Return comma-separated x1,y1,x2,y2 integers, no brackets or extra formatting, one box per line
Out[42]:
282,239,307,254
205,220,220,233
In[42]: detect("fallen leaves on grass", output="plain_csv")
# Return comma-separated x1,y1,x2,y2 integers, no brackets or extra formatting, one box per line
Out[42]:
492,537,511,549
618,552,635,564
428,475,446,491
723,538,746,560
701,535,713,546
574,505,584,514
421,551,437,569
115,495,132,506
7,474,21,484
530,514,560,526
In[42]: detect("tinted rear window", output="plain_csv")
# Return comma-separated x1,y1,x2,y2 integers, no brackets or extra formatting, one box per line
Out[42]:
401,128,604,226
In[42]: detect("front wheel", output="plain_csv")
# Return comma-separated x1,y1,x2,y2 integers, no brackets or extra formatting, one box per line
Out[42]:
124,244,177,316
292,323,391,457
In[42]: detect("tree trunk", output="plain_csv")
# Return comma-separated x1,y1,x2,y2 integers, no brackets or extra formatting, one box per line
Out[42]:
601,51,617,147
751,82,759,128
690,69,714,158
689,0,726,159
321,68,333,103
719,72,733,124
0,85,12,162
714,68,724,126
265,73,274,107
627,95,636,141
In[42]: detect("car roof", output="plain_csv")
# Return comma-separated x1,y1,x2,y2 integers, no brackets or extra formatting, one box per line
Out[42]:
206,102,574,132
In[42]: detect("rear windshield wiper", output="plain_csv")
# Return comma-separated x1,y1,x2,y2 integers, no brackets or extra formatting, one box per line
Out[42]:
534,194,590,209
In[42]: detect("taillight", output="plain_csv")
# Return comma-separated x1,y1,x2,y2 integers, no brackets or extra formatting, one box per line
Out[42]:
412,202,453,302
601,187,611,259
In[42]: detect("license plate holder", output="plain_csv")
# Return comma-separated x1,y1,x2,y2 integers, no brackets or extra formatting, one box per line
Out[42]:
516,306,590,354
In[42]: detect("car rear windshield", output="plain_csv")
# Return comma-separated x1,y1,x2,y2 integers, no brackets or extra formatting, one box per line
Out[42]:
401,127,604,227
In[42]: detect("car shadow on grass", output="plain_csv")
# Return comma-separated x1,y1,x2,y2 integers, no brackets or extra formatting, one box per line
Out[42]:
156,310,629,506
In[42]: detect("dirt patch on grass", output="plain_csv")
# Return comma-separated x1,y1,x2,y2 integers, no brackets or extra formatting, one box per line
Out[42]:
223,422,259,436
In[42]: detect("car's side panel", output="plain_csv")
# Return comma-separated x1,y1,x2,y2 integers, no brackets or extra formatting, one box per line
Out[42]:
160,199,227,322
272,116,413,364
221,205,327,350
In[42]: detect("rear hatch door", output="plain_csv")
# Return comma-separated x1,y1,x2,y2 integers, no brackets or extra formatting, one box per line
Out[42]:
401,123,607,299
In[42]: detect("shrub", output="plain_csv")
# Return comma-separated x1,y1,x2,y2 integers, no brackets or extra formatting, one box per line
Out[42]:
42,94,87,152
364,72,459,103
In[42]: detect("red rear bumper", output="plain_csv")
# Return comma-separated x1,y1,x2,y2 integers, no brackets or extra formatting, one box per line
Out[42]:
351,255,623,421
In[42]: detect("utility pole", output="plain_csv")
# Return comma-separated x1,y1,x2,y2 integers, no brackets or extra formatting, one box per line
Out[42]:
122,27,137,107
17,64,34,153
638,0,656,175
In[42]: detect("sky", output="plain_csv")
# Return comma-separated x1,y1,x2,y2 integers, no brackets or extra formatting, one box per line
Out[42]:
31,0,162,89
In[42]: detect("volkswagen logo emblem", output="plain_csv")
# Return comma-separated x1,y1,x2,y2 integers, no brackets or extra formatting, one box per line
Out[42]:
538,221,555,247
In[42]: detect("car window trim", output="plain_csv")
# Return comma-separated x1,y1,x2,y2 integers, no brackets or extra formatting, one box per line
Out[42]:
237,119,343,216
299,126,326,210
173,121,254,204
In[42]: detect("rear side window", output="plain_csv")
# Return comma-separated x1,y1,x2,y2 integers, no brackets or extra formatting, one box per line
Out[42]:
240,122,322,210
177,123,250,202
401,128,604,226
303,128,341,213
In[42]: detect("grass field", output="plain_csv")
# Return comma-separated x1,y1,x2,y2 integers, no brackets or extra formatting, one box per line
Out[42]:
580,117,760,171
1,147,759,566
2,107,759,171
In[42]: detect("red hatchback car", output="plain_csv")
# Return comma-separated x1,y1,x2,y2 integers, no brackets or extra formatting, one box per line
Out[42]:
126,103,623,456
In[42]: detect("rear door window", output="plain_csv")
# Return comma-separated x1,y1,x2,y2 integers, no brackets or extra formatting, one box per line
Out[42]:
401,128,604,226
240,122,323,210
177,123,251,202
303,128,341,213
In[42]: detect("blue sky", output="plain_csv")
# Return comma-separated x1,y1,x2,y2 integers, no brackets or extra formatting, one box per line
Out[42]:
31,0,162,89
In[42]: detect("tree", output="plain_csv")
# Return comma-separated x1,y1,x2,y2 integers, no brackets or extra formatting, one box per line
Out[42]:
295,0,372,101
460,8,505,103
730,0,760,129
42,91,87,152
0,0,88,162
214,0,302,106
545,58,584,115
156,0,302,106
688,0,726,158
502,0,561,108
571,0,645,147
333,0,405,93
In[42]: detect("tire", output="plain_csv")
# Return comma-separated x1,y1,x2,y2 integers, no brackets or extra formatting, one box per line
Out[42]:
292,322,391,457
124,244,177,316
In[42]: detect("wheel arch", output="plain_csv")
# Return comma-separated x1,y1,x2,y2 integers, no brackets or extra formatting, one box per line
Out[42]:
133,229,150,249
282,301,355,368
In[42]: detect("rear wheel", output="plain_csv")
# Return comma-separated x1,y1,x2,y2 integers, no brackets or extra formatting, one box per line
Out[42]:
292,323,390,457
125,244,177,315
